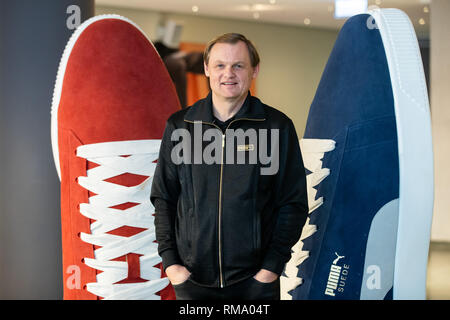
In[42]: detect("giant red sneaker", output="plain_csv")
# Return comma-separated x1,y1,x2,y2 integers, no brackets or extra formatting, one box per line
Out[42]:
51,14,180,300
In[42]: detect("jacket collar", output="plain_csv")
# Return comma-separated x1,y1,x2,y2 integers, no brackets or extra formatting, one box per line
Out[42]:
184,91,266,123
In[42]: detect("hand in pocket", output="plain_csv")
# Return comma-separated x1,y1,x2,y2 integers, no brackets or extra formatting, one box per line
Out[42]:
166,264,191,285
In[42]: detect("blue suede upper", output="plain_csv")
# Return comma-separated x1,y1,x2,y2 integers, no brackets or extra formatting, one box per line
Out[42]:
293,14,399,300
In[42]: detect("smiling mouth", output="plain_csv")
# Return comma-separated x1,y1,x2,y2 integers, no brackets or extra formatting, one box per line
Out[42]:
221,82,238,86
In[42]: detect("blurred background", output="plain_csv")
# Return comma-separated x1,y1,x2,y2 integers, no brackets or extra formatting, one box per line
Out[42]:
0,0,448,299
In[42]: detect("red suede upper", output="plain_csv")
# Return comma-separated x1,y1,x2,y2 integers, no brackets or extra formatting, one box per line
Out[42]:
57,18,180,300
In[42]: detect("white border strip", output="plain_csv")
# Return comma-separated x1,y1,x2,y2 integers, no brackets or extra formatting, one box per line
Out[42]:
369,8,434,300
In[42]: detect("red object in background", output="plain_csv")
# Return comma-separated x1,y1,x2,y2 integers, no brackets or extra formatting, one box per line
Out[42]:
51,15,180,300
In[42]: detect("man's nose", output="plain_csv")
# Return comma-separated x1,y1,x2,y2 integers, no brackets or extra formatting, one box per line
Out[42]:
224,65,236,77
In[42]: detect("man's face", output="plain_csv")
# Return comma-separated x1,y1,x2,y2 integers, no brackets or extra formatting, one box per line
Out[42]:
204,41,259,103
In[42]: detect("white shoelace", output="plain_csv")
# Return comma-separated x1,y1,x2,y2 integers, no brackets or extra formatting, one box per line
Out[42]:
281,138,336,300
75,139,169,300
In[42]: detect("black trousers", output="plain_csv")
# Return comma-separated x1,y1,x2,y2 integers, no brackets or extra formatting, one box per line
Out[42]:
172,276,280,300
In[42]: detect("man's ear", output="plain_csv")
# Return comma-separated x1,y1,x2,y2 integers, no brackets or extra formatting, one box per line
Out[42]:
252,64,260,79
204,62,210,77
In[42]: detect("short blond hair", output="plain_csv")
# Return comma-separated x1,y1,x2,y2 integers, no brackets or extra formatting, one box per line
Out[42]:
203,33,260,68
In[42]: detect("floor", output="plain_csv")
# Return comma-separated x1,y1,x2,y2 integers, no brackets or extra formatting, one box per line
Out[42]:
426,242,450,300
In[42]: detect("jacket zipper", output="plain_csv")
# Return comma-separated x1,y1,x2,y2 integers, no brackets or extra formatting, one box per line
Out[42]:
184,117,265,288
218,132,225,287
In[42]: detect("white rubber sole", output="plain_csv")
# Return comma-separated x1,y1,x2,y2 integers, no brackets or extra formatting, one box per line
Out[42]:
50,14,156,181
370,8,434,300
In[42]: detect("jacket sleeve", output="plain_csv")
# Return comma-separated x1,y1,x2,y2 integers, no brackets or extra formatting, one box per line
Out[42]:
150,119,182,271
260,118,309,275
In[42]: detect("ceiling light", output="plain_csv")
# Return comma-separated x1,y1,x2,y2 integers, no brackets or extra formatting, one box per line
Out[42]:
304,18,311,25
423,6,429,13
192,5,199,13
252,4,266,11
235,3,277,12
419,18,426,25
334,0,368,19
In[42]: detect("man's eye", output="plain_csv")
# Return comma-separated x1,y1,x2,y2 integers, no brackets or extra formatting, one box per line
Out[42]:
234,64,243,69
216,64,224,68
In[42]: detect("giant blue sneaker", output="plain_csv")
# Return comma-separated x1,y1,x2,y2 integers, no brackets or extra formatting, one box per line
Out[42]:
281,8,434,300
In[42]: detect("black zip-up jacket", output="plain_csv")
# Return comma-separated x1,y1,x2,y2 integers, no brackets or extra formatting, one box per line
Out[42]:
151,92,308,288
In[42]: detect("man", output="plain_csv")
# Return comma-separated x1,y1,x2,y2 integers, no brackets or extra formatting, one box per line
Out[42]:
151,33,308,300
